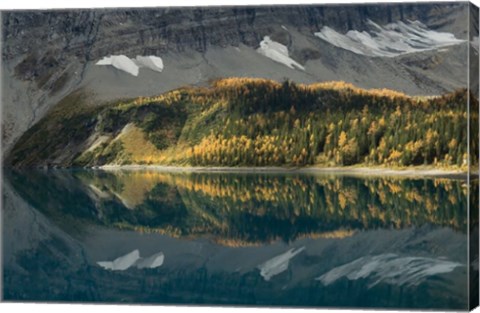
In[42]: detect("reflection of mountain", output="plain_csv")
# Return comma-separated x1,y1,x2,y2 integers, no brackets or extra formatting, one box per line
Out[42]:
317,253,463,288
2,175,470,309
3,3,475,160
7,169,471,247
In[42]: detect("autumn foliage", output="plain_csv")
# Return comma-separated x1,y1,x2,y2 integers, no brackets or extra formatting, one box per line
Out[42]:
10,77,477,170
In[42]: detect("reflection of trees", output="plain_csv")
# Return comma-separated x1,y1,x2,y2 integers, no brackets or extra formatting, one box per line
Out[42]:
171,174,469,231
9,170,471,246
80,171,469,238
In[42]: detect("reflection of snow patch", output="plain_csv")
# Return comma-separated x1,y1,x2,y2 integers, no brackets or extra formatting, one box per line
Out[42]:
97,249,141,271
257,36,305,70
96,55,164,76
316,253,463,287
315,19,465,57
97,250,165,271
136,252,165,269
258,247,305,281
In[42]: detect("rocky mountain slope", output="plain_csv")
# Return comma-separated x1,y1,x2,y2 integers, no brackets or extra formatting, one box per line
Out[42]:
1,2,476,158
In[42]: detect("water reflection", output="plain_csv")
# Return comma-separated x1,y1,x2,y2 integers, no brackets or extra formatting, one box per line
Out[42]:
2,169,475,309
258,247,306,281
97,250,165,271
317,253,464,288
8,170,470,242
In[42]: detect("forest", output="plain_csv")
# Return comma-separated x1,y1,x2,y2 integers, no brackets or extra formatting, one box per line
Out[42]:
8,77,479,169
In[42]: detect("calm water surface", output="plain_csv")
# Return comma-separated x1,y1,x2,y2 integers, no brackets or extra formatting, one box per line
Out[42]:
2,169,476,309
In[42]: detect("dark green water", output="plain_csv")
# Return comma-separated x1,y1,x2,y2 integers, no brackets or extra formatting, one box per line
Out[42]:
2,169,476,309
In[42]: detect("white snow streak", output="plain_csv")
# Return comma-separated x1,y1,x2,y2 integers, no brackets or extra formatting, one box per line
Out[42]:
314,19,465,57
135,56,165,73
96,55,164,76
257,36,305,70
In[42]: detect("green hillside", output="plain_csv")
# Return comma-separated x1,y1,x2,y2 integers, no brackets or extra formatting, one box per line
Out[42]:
7,78,477,169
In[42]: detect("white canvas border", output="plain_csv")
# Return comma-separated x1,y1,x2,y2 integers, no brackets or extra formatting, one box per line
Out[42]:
0,1,478,313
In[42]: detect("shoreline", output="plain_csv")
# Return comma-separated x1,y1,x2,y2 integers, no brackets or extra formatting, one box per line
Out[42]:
98,164,475,179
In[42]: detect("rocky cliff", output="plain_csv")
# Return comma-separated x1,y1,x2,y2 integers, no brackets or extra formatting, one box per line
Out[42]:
1,2,473,157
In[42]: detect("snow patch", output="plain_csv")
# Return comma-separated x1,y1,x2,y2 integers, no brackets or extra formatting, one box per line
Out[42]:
97,250,165,271
96,55,164,76
316,253,463,287
135,56,164,73
314,19,465,57
96,55,140,76
257,36,305,70
258,247,305,281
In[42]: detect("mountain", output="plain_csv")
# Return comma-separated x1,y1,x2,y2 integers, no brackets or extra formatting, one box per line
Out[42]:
1,2,476,158
6,78,476,169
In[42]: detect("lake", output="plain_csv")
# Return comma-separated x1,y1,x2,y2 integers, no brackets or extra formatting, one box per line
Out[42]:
2,169,477,309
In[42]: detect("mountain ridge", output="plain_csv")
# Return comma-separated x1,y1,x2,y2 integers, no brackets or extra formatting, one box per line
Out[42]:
1,2,472,158
7,78,475,170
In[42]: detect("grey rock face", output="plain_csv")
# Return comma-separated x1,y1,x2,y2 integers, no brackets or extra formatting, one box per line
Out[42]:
2,4,467,59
